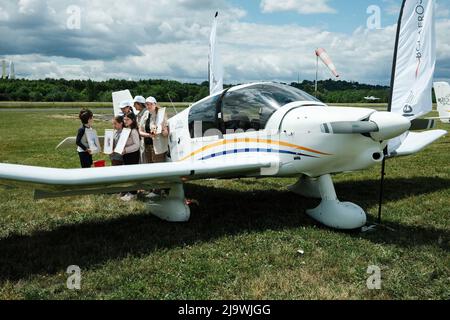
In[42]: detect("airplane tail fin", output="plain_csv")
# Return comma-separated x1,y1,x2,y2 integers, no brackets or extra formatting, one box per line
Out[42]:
433,82,450,124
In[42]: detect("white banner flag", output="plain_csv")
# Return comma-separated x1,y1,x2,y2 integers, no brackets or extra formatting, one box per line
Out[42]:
390,0,436,119
209,12,224,96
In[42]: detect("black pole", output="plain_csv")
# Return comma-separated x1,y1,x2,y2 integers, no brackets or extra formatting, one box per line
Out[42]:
378,151,387,223
377,0,407,224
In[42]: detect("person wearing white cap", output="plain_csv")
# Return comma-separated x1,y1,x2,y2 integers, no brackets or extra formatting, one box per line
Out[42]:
133,95,149,164
133,96,146,113
139,96,169,164
119,100,133,116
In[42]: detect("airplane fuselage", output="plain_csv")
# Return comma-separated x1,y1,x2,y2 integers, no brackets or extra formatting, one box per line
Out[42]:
168,101,386,180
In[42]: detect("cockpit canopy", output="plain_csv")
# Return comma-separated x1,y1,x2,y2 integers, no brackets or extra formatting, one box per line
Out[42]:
188,82,320,138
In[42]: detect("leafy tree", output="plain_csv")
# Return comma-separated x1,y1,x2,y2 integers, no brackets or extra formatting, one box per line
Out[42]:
0,78,390,103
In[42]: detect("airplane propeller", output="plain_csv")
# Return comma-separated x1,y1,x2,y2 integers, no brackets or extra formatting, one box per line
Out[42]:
321,115,437,226
321,121,379,134
321,118,435,135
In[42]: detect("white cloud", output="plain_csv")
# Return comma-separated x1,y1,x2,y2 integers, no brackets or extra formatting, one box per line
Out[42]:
0,6,9,21
382,0,401,16
0,0,449,85
260,0,336,15
18,0,44,15
436,0,450,18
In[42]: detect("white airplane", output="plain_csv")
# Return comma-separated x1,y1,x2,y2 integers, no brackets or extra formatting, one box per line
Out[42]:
433,82,450,123
364,96,381,101
0,0,447,230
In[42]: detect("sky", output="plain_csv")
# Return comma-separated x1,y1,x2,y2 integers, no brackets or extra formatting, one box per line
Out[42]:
0,0,449,85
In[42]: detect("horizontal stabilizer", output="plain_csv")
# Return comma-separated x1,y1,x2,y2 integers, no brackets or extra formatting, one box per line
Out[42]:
389,130,447,157
56,136,104,150
409,119,436,131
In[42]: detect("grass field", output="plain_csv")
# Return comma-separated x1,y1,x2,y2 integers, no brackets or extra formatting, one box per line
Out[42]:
0,107,448,300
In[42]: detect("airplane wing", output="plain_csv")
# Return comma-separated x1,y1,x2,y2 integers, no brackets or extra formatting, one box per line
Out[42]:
55,137,77,150
0,156,279,199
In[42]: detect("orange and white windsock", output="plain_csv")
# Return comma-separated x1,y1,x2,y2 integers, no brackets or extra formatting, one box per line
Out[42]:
315,48,339,78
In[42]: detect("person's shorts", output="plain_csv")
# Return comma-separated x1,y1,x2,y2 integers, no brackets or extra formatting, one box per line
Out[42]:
144,145,166,163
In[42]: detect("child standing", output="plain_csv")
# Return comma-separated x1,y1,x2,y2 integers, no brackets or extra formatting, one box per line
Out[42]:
76,109,94,168
120,112,141,201
122,112,141,166
110,116,125,166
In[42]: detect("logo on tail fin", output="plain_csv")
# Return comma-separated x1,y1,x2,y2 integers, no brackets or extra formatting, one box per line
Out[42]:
403,104,414,116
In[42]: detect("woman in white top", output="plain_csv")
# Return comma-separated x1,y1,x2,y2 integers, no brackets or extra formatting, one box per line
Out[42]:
139,96,169,164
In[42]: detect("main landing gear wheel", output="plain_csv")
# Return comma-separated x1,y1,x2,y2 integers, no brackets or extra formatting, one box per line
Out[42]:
146,184,191,222
291,175,367,230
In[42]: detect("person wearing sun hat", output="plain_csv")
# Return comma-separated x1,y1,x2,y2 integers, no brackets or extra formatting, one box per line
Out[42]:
133,95,149,163
138,96,169,164
119,100,133,116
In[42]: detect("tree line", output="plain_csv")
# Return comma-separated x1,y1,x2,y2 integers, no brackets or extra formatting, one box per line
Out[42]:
0,78,392,103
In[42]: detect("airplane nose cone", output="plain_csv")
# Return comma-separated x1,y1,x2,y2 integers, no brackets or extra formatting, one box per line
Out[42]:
369,112,411,141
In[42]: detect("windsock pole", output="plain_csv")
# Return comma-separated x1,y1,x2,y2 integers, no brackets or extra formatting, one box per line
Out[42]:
315,54,319,96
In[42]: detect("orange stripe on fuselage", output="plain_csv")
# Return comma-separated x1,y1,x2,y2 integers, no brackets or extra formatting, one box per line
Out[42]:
179,138,332,161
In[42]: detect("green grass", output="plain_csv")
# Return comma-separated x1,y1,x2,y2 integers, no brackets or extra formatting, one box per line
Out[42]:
0,108,448,300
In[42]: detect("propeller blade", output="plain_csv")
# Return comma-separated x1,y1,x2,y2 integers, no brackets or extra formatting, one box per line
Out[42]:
321,121,379,134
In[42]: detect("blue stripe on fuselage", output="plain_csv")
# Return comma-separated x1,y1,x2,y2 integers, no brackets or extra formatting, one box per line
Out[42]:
199,149,319,161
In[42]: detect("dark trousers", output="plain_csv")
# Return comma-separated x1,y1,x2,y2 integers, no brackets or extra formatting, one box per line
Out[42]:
123,151,140,165
78,152,93,168
123,151,140,195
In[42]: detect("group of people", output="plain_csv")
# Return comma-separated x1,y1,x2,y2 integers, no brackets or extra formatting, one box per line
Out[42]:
76,96,169,201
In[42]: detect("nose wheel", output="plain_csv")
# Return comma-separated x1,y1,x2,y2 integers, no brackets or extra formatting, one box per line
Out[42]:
292,175,367,230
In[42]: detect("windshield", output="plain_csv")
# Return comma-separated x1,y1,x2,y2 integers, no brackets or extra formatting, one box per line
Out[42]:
188,83,322,136
222,83,320,131
228,83,320,108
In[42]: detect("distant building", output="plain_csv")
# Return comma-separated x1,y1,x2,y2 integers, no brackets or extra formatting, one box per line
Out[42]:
1,60,6,79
